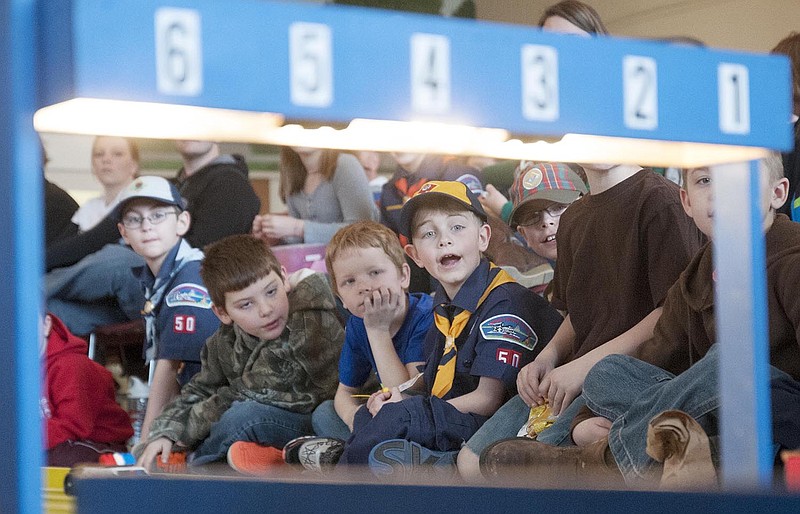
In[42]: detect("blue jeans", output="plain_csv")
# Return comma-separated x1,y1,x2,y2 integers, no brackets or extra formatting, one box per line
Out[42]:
585,345,793,485
189,400,313,465
311,400,352,441
464,393,587,455
46,244,145,335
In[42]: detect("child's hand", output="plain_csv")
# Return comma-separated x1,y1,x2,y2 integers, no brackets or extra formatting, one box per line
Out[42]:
252,214,303,241
363,287,404,333
366,387,403,416
478,184,509,218
517,350,557,407
136,437,174,470
538,357,593,415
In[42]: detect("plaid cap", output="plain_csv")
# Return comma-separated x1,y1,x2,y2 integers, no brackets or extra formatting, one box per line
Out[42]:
116,176,186,221
399,180,487,238
508,162,588,227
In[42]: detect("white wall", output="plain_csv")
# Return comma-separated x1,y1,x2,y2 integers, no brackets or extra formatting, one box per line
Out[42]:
475,0,800,52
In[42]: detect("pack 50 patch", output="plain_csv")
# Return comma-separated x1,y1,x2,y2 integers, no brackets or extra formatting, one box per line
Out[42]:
480,314,537,350
173,315,196,333
496,348,521,368
166,283,212,309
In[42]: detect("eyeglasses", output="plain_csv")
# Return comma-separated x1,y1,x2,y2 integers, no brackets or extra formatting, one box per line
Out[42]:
517,203,569,227
121,210,178,229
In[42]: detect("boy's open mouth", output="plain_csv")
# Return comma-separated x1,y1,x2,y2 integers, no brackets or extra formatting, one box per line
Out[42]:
439,253,461,267
543,234,556,243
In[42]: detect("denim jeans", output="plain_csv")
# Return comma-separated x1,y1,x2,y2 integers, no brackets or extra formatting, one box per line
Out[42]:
586,345,797,486
189,400,313,465
311,400,353,441
46,243,145,335
582,347,719,485
464,393,587,456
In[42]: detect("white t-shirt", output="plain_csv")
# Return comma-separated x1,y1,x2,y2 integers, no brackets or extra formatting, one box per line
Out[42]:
71,190,125,232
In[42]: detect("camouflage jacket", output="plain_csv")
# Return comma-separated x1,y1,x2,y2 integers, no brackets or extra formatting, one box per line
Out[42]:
146,273,343,448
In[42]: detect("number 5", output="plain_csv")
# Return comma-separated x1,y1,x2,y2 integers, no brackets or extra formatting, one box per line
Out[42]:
289,23,333,108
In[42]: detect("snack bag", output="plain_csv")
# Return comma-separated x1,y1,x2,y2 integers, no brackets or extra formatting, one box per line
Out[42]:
516,403,558,439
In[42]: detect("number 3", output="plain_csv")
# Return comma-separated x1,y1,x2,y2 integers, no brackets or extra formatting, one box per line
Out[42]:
521,44,559,122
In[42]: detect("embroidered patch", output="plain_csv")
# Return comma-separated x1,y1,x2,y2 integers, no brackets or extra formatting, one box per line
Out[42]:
165,283,212,309
523,168,543,190
496,348,522,368
480,314,537,350
173,315,196,334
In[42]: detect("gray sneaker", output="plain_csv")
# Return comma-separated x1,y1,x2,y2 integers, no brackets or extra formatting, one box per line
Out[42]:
284,436,345,473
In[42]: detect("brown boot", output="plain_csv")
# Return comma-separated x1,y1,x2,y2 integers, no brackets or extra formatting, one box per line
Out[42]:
646,410,717,490
480,437,624,488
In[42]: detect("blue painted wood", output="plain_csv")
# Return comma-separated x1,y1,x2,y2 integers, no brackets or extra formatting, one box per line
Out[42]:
75,477,800,514
0,0,44,512
39,0,792,149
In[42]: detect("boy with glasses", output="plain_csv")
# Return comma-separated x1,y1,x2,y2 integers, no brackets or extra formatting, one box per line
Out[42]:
117,176,219,442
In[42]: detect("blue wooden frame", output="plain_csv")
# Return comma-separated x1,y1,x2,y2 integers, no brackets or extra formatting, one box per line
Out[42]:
0,0,794,510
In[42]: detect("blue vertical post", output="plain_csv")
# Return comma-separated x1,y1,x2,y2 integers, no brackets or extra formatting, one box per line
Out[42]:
0,0,45,512
713,160,773,489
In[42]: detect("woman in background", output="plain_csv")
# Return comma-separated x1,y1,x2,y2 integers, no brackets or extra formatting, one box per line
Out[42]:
252,147,378,245
71,136,139,232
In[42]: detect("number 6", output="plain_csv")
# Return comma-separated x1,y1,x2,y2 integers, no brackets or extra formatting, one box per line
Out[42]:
155,8,202,96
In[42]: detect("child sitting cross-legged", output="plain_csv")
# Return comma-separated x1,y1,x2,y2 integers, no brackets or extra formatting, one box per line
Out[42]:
134,234,343,475
310,221,434,440
332,181,563,476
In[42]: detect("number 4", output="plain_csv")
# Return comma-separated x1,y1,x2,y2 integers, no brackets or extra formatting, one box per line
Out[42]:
410,34,451,114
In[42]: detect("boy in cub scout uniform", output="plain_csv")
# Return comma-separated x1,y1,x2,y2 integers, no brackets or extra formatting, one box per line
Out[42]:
116,176,220,441
338,181,563,473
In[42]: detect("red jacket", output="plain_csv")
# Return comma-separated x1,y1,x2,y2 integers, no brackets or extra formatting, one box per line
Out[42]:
42,315,133,449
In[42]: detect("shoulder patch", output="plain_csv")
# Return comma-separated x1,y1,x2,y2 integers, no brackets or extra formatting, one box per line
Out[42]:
165,283,212,309
480,314,538,350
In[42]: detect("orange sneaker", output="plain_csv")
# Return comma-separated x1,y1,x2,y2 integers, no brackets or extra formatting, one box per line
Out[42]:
227,441,284,476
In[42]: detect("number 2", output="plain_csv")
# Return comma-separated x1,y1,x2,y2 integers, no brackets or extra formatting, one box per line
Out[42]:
623,56,658,130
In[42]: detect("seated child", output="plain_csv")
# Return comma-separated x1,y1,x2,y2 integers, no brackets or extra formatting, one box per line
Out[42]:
337,181,563,471
481,153,800,488
115,176,220,441
135,234,343,474
311,221,434,440
491,162,588,294
42,314,133,467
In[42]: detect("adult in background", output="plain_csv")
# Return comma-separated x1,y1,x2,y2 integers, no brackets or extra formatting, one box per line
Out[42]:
252,147,378,245
71,136,140,232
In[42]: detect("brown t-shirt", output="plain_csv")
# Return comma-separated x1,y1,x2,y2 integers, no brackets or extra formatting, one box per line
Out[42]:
637,214,800,381
551,170,704,361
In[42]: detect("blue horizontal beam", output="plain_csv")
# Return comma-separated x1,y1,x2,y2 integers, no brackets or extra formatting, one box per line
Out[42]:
41,0,792,150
